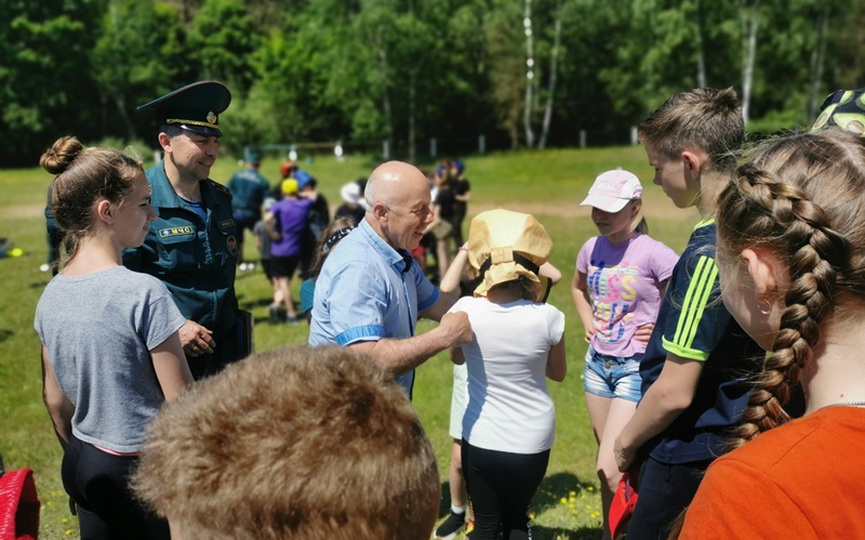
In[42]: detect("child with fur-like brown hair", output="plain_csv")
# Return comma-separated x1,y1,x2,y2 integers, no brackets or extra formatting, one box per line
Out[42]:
133,345,440,540
676,129,865,538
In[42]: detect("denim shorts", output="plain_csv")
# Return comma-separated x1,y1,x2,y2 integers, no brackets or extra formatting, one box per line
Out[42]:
583,346,642,402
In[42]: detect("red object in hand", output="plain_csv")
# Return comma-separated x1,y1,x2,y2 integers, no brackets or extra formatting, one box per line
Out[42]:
609,470,638,538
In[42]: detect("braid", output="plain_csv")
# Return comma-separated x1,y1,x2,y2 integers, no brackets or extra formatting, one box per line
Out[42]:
720,161,850,449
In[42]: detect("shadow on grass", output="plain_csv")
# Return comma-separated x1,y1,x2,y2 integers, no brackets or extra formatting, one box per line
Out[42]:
436,471,604,540
534,472,603,539
0,329,12,343
533,471,598,511
439,481,453,518
533,525,606,540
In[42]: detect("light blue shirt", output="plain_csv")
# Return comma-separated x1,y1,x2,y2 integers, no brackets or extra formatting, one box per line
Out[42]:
308,219,440,396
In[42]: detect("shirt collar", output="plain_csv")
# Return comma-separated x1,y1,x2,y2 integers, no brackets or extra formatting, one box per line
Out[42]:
147,161,214,210
694,217,715,230
358,219,413,273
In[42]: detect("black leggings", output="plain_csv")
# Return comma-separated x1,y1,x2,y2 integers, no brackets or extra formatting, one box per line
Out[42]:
462,440,550,540
61,435,168,540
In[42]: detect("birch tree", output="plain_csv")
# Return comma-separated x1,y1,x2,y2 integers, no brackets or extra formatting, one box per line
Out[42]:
538,2,562,149
523,0,536,148
740,0,760,125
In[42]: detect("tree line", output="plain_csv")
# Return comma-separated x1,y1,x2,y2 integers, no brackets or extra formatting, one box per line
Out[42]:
1,0,861,167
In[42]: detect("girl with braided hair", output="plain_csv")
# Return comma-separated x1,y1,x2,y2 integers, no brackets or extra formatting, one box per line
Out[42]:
678,129,865,538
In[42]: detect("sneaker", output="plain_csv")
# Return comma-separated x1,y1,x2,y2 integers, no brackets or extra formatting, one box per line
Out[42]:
268,305,280,325
434,510,466,540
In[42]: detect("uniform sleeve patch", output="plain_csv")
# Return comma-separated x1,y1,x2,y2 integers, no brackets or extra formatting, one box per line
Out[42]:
158,226,195,238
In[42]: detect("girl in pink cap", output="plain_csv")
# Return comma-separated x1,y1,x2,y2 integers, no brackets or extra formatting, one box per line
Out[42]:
571,169,678,539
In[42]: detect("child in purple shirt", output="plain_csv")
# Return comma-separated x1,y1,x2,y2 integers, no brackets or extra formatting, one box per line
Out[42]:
265,179,314,323
571,170,678,539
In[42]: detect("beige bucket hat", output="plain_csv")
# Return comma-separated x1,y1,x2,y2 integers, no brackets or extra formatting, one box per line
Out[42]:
467,209,553,301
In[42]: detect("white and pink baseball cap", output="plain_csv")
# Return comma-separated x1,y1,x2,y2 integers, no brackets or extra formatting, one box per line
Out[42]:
580,170,643,213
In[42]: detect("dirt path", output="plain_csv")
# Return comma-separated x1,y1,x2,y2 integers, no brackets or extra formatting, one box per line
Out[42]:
468,196,699,222
3,204,43,219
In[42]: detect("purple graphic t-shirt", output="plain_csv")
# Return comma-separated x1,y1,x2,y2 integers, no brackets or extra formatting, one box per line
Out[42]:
577,233,678,357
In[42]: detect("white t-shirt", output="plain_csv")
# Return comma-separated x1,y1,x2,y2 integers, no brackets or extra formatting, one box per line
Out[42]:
449,296,565,454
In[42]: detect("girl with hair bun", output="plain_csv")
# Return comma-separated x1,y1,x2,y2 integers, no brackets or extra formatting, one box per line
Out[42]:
677,129,865,538
35,136,192,539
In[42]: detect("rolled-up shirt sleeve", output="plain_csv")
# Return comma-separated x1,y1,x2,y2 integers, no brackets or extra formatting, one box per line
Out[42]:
325,262,388,345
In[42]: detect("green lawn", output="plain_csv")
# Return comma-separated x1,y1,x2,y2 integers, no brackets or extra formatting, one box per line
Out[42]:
0,145,696,539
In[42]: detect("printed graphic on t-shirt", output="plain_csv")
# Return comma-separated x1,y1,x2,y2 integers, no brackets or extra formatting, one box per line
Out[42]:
587,258,638,344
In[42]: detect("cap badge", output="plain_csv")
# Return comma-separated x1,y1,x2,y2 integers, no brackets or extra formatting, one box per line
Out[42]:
206,111,217,124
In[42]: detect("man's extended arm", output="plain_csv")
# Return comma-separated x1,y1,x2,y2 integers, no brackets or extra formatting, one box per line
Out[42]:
348,311,472,376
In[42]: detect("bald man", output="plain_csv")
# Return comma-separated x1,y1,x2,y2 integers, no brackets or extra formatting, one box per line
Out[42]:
309,161,472,398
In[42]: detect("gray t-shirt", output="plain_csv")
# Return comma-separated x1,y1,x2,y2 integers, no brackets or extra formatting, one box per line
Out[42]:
35,266,185,453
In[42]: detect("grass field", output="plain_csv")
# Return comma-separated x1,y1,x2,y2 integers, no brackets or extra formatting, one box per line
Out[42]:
0,145,697,539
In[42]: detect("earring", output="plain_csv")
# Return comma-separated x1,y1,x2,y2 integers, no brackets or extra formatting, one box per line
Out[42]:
757,300,771,315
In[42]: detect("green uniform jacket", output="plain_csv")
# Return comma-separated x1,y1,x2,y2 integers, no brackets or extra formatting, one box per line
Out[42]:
124,161,240,335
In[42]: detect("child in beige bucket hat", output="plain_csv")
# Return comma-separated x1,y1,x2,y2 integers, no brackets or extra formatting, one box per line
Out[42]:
447,208,567,539
466,209,553,302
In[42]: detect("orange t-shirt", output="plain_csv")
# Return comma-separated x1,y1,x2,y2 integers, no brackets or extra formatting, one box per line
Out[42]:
680,407,865,539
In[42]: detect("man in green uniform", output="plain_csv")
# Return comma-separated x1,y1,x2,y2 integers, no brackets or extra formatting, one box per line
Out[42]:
227,150,270,269
125,81,250,379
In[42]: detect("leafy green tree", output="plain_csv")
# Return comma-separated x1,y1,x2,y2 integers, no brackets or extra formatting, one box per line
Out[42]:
187,0,262,92
484,0,528,148
552,0,636,145
3,0,865,166
751,0,849,127
240,3,351,151
0,0,104,165
92,0,193,142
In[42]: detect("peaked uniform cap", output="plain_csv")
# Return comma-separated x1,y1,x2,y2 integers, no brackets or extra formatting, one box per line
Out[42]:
138,81,231,137
468,209,552,301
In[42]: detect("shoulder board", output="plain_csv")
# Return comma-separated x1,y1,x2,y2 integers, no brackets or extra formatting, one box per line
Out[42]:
208,179,232,199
